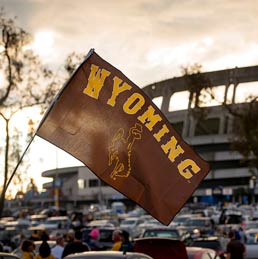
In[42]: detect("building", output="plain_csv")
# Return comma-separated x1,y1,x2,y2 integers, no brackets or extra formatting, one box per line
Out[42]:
41,166,127,209
41,65,258,207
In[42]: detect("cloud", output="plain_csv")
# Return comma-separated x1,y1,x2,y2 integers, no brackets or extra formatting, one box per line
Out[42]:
1,0,258,86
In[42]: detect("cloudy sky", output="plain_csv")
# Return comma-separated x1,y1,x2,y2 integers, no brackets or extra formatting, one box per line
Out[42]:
2,0,258,86
2,0,258,191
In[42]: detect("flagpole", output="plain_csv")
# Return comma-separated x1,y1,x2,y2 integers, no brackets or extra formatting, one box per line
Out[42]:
4,132,37,195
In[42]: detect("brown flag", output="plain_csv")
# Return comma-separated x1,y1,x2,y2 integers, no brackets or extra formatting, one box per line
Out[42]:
37,49,210,225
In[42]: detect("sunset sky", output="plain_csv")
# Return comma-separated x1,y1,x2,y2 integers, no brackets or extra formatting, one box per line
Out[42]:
3,0,258,86
1,0,258,191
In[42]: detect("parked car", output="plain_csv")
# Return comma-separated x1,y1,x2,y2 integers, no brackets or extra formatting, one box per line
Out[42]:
0,252,20,259
245,228,258,258
245,228,258,243
219,208,243,225
186,247,217,259
243,221,258,231
0,227,30,251
63,251,154,259
188,236,226,258
86,219,115,228
43,216,71,230
169,214,198,227
29,214,48,226
133,237,188,259
3,220,31,230
141,227,181,240
120,217,146,238
177,217,214,236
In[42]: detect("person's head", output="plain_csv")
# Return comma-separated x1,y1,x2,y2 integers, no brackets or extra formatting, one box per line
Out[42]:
112,230,122,242
228,230,235,239
121,230,130,242
89,227,99,240
56,234,65,247
21,240,35,253
20,233,26,239
39,241,51,258
74,230,82,241
32,230,39,237
66,229,75,242
40,230,49,242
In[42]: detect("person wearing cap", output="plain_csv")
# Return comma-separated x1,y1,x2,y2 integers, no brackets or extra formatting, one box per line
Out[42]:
51,234,65,259
88,227,100,250
120,230,133,252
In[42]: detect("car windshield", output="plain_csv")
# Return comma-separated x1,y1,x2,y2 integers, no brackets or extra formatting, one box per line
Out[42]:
0,229,20,239
121,220,136,226
143,230,179,238
185,219,207,227
245,222,258,229
191,240,221,250
173,217,189,224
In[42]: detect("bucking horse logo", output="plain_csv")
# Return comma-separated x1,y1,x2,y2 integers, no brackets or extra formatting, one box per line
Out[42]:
108,123,143,180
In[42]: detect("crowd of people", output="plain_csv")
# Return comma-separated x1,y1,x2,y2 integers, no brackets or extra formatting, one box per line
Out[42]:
18,224,248,259
19,227,133,259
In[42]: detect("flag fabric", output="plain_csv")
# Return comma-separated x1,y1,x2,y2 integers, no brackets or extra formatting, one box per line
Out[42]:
37,49,210,225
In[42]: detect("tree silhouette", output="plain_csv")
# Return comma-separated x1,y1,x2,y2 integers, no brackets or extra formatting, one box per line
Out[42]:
182,64,258,195
0,9,59,217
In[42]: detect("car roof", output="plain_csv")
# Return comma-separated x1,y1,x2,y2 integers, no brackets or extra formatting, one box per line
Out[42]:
0,252,20,259
192,236,219,241
186,217,210,220
246,228,258,233
64,251,153,259
46,216,69,220
28,226,46,231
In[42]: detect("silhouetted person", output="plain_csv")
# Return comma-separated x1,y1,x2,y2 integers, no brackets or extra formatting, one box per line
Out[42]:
34,240,54,259
226,230,245,259
88,226,100,250
21,240,35,259
119,230,133,252
61,230,90,258
30,230,40,241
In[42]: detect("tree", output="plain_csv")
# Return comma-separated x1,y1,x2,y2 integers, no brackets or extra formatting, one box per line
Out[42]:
229,97,258,175
181,64,258,191
181,63,215,136
0,9,59,217
64,52,84,76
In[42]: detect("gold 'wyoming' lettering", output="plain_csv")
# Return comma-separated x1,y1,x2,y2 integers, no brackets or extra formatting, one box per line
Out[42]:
83,64,201,180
